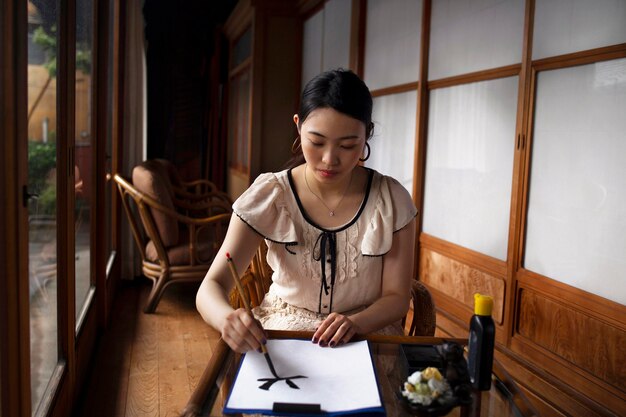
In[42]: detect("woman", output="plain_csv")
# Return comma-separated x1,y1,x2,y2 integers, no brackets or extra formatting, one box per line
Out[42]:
196,69,417,353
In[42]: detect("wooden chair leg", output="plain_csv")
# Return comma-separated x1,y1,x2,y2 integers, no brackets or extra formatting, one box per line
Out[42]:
143,271,170,313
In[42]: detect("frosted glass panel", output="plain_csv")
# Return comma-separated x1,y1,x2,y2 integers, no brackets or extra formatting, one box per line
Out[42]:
301,1,351,88
364,0,421,90
429,0,524,80
302,10,323,88
322,0,351,72
422,77,518,260
533,0,626,60
525,59,626,305
365,91,417,195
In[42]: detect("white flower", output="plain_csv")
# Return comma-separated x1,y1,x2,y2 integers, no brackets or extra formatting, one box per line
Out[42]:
402,367,452,406
407,371,422,385
428,377,448,396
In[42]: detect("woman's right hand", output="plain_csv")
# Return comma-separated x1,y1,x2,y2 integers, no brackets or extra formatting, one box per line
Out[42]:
221,308,268,353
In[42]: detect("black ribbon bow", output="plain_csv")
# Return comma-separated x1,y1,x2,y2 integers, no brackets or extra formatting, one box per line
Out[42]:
313,231,337,313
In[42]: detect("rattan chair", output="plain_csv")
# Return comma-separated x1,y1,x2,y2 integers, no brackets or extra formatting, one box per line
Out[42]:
229,244,273,310
403,279,437,337
149,158,232,208
114,162,232,313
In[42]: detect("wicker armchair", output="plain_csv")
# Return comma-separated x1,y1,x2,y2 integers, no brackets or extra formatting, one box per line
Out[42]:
403,279,437,337
149,158,232,208
228,244,273,310
114,162,232,313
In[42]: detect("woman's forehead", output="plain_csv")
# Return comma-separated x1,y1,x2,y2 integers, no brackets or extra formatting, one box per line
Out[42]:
302,108,365,134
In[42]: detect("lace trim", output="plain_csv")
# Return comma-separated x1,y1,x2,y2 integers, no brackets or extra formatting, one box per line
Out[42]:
252,293,404,336
345,224,359,283
300,223,363,286
253,293,326,331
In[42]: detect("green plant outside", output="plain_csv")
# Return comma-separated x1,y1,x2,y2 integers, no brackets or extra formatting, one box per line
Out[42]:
28,140,56,215
33,25,91,78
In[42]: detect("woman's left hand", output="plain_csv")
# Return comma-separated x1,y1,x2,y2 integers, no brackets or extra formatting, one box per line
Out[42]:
312,313,362,347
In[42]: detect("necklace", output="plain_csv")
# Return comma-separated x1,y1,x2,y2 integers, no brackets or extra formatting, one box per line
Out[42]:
304,165,353,217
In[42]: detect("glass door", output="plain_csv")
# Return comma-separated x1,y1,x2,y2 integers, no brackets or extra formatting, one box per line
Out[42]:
26,0,60,411
25,0,99,413
74,0,94,325
2,0,117,414
104,0,120,287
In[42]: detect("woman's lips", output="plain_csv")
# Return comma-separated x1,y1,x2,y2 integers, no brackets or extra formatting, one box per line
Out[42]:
317,169,337,178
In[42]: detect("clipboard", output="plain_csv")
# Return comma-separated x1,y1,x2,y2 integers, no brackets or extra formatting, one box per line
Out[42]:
223,339,385,416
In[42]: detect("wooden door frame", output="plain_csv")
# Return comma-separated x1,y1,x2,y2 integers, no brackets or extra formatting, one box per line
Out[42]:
1,0,31,414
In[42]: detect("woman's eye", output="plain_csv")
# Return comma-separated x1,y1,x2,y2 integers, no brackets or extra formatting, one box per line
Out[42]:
341,145,357,150
309,141,323,147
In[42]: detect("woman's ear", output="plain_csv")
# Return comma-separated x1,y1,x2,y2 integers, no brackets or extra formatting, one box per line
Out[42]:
293,114,300,133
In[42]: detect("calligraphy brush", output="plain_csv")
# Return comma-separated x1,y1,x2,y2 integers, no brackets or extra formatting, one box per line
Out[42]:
225,252,279,377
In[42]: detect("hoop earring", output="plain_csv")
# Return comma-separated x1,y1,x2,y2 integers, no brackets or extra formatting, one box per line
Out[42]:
359,142,370,162
291,136,301,154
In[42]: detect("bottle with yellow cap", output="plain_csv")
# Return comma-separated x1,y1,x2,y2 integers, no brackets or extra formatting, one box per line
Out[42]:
467,293,495,390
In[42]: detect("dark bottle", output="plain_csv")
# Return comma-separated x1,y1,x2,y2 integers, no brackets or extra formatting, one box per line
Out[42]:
467,293,495,390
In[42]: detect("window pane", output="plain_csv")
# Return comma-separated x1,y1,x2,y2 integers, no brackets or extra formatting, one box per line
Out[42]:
422,77,518,260
237,71,250,171
322,0,351,72
301,0,351,89
105,0,115,264
365,91,417,194
228,70,250,172
27,0,58,411
231,27,251,69
75,0,94,320
364,0,421,90
429,0,524,80
302,9,323,88
525,59,626,304
533,0,626,60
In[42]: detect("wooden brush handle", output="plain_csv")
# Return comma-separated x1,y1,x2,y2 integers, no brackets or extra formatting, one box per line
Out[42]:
226,256,252,312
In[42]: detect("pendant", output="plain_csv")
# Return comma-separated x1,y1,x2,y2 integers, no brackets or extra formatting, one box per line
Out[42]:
329,211,335,217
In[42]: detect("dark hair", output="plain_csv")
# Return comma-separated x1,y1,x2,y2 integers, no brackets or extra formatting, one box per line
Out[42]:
285,69,374,168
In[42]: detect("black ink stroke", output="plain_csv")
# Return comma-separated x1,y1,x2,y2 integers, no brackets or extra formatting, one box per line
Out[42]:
256,351,308,390
257,374,308,391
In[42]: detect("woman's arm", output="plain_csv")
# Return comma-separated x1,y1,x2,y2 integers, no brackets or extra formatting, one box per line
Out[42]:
313,218,416,346
196,215,265,352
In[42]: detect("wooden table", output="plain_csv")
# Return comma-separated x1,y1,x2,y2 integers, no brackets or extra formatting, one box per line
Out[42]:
182,331,538,417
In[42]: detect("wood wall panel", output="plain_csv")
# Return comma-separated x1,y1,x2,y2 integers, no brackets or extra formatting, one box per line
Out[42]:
517,288,626,392
495,348,608,417
420,248,505,323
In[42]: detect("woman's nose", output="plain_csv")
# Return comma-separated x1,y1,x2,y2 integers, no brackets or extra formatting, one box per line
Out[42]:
322,147,339,165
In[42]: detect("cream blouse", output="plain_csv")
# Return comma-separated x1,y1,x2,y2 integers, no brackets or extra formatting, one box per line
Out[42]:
232,167,417,315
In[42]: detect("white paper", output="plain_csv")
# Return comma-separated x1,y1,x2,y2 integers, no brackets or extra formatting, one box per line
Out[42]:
224,339,383,415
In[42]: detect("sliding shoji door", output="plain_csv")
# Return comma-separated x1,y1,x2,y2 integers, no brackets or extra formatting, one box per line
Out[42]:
301,0,352,88
511,1,626,414
420,0,525,341
362,0,421,195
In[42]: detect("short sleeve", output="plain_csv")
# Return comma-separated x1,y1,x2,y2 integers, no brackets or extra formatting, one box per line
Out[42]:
232,172,298,244
361,174,417,256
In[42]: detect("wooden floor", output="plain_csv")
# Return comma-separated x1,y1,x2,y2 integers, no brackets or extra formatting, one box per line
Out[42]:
76,279,221,417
